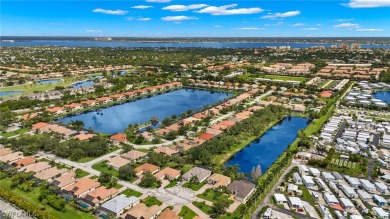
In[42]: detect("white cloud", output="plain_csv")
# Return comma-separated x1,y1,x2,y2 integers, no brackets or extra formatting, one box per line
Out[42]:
356,28,384,31
337,18,355,22
262,10,300,19
333,23,360,28
162,4,208,11
197,4,263,15
214,25,222,28
86,30,101,33
146,0,171,3
235,27,263,30
290,23,304,27
131,5,153,9
161,16,198,21
344,0,390,8
138,17,151,21
302,28,319,31
265,22,284,26
92,8,128,15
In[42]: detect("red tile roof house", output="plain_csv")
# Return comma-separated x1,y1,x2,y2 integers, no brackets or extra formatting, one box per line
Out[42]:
11,156,36,169
109,93,125,101
32,122,51,132
45,107,66,115
81,186,118,207
320,90,333,98
64,103,83,112
96,96,113,104
80,99,99,107
153,167,181,181
0,152,23,163
135,163,160,177
74,133,96,141
63,178,100,198
123,91,136,98
51,171,76,190
34,167,68,181
154,147,179,157
19,161,51,173
107,155,131,170
205,128,223,136
110,133,127,145
120,150,147,162
198,133,215,141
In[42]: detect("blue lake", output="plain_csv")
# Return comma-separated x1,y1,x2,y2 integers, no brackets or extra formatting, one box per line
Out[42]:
2,40,390,49
36,79,61,84
373,91,390,104
72,80,95,88
0,91,22,96
225,116,309,174
57,88,232,134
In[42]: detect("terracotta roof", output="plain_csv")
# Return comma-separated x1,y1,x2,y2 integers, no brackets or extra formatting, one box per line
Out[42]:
121,150,147,161
107,155,131,169
205,128,223,136
208,173,232,188
32,122,50,130
199,133,215,141
46,107,65,113
51,171,76,188
0,148,12,156
0,152,23,163
110,133,127,143
64,178,100,196
157,209,179,219
82,186,118,204
20,161,50,173
211,124,228,130
154,147,179,156
124,203,161,219
219,120,235,127
74,133,96,141
155,128,172,136
135,163,160,175
11,156,36,169
153,167,181,180
34,167,68,180
320,90,333,98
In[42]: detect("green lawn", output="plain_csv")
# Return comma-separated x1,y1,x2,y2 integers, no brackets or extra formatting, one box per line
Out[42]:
0,77,82,96
121,188,143,198
299,186,315,204
136,148,150,153
197,188,234,204
0,179,95,219
178,206,198,219
263,75,307,82
109,146,120,153
164,179,180,188
193,201,213,215
91,161,119,177
75,169,89,178
0,128,29,137
142,196,162,207
183,182,206,191
77,157,96,163
181,164,193,174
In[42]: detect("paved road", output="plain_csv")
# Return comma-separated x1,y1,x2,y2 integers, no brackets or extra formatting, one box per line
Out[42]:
0,199,33,219
251,162,298,219
320,80,333,89
269,206,316,219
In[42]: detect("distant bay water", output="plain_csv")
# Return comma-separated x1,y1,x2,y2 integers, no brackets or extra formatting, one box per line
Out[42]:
2,40,390,49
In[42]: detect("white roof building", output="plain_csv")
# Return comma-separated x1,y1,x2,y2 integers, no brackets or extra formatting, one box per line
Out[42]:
309,167,321,176
357,189,372,202
373,207,389,219
345,176,361,188
360,179,376,192
350,215,364,219
273,193,287,204
298,165,309,174
288,197,303,209
324,193,339,205
302,175,315,187
375,182,388,194
340,184,357,198
293,172,303,185
340,198,354,210
322,172,335,182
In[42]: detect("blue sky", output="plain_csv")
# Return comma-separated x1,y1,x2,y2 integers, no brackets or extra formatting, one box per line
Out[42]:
1,0,390,37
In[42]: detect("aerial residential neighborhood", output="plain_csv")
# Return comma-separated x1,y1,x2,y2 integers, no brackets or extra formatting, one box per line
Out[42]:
1,1,390,219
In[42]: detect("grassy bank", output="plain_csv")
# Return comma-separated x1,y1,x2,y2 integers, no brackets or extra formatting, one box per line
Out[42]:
263,75,308,82
213,119,281,165
0,178,95,219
